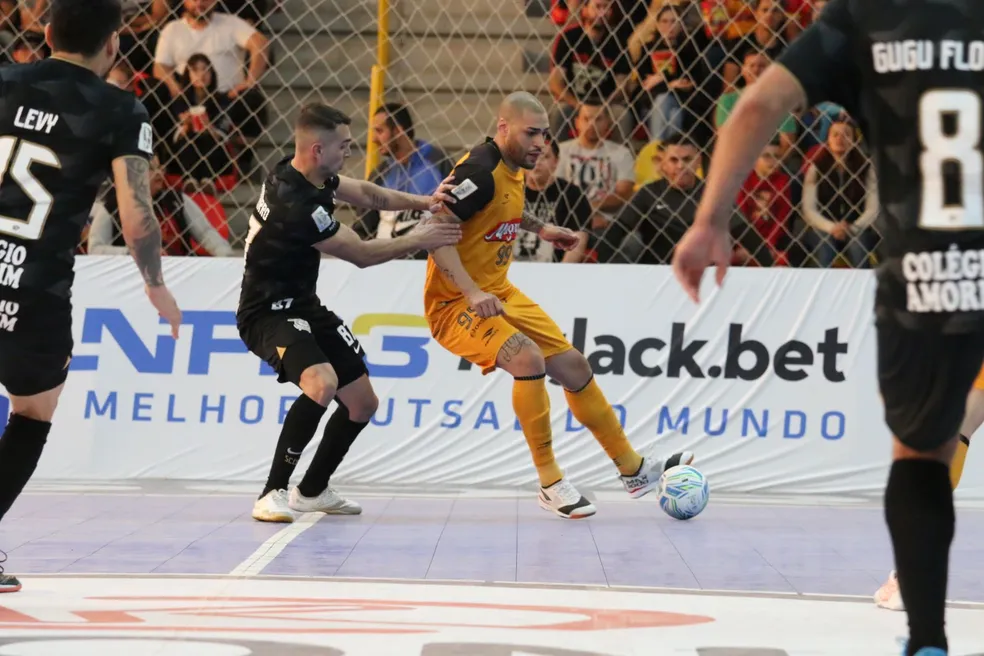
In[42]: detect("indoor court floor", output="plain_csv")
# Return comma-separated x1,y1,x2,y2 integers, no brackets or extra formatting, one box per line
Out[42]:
0,481,983,655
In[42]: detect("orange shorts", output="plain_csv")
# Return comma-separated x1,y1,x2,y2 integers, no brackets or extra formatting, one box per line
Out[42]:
975,364,984,390
427,286,573,375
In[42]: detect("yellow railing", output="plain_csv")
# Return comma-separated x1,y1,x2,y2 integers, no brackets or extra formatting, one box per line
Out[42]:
364,0,391,179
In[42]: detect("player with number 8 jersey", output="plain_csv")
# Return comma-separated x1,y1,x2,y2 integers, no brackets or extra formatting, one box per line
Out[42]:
671,1,984,653
0,0,184,595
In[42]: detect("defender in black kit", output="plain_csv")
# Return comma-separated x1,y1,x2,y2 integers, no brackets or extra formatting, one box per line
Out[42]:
0,0,183,594
238,103,460,524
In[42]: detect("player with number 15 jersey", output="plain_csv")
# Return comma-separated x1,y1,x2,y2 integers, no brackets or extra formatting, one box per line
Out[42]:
0,59,155,358
0,0,182,596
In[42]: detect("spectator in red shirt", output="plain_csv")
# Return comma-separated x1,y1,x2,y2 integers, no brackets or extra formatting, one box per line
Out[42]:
784,0,829,38
738,140,793,263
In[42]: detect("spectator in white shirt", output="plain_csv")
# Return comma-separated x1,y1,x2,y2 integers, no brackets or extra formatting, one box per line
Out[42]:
556,95,636,254
154,0,269,138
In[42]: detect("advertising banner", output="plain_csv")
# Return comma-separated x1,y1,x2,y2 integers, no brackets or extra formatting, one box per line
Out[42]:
18,256,983,498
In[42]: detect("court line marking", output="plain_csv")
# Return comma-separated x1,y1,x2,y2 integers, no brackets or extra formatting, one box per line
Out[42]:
17,572,984,609
228,513,325,577
21,485,984,509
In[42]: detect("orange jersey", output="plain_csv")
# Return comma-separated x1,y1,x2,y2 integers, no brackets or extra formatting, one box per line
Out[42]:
424,138,525,314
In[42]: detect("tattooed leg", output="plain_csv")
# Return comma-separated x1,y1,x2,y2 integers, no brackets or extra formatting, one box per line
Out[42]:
495,332,542,375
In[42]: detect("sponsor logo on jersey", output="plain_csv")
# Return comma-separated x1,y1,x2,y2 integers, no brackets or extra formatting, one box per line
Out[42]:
138,123,153,155
484,219,521,243
288,318,312,333
903,245,984,313
451,178,478,200
311,206,337,233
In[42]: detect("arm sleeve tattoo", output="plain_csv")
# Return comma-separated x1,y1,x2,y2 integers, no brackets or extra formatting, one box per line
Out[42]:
520,207,545,234
124,157,165,287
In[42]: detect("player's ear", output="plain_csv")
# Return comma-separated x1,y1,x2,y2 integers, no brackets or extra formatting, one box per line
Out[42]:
43,24,54,51
107,31,120,60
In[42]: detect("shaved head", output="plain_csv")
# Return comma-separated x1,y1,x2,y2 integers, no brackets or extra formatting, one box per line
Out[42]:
498,91,547,121
493,91,549,171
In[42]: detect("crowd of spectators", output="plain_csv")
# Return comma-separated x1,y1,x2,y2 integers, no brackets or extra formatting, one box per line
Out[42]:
0,0,271,256
0,0,877,267
521,0,879,267
357,0,880,268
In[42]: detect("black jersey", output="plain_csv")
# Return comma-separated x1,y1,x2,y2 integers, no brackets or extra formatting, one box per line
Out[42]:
778,0,984,332
0,58,152,301
516,180,592,262
237,156,341,321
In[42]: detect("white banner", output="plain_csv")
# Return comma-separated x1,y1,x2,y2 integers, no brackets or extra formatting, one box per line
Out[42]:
15,256,984,498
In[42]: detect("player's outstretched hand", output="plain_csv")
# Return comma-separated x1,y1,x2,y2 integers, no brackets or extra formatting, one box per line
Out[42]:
539,225,580,251
146,284,182,339
410,220,462,250
466,290,505,318
671,223,732,304
426,173,457,213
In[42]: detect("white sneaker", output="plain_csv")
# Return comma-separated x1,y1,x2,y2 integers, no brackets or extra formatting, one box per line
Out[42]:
252,489,297,523
537,478,596,519
288,485,362,515
620,451,696,499
874,570,905,611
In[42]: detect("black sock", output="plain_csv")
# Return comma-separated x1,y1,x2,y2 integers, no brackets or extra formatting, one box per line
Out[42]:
884,458,954,656
0,414,51,522
260,394,327,498
297,402,369,498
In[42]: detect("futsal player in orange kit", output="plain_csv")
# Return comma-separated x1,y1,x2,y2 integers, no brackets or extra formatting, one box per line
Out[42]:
423,91,695,519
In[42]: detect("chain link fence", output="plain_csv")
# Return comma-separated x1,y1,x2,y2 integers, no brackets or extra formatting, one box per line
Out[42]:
7,0,879,266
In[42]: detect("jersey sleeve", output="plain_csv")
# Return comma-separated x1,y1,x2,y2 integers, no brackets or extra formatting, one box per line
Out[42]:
110,96,154,161
775,0,860,112
290,201,342,246
447,158,496,221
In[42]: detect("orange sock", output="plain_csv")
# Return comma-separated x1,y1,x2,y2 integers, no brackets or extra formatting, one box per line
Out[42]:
951,435,970,490
565,376,642,476
513,374,563,487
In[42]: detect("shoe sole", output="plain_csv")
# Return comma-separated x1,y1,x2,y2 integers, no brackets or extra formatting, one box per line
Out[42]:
252,512,295,523
537,498,597,519
0,585,21,593
873,596,904,611
288,505,363,515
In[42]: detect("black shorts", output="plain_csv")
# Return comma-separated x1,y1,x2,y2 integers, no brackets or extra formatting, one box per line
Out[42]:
0,294,73,397
877,311,984,452
238,304,368,389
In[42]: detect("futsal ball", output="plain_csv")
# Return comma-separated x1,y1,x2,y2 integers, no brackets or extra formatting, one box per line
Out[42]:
657,464,709,520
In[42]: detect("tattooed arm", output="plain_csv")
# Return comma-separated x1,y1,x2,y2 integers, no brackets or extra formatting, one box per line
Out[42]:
335,175,456,213
111,156,164,286
520,206,545,235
